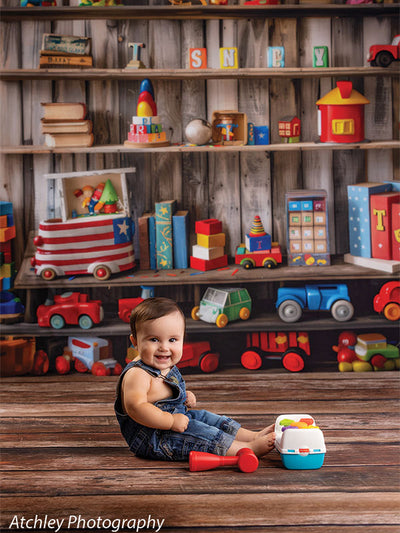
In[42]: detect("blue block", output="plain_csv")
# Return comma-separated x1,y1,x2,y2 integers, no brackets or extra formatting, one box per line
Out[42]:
301,200,313,211
268,46,285,68
0,202,13,216
245,233,271,252
288,201,301,212
348,183,392,257
254,125,269,145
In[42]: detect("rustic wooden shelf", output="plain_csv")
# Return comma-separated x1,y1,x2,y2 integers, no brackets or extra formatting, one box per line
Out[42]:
2,314,397,338
1,66,398,82
1,4,398,21
1,140,399,155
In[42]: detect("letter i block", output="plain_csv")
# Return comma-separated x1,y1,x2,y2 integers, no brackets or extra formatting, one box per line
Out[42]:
267,47,285,68
313,46,329,68
220,47,238,69
190,48,207,69
245,233,271,252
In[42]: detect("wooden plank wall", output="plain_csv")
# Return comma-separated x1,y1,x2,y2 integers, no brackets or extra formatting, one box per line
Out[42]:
0,0,399,270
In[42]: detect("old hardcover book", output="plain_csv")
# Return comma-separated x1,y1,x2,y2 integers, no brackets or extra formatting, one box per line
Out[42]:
41,120,92,134
44,133,94,148
138,212,152,270
41,103,87,121
172,210,189,269
155,200,176,269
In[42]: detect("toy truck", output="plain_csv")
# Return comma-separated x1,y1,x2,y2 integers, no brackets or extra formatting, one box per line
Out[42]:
274,414,326,470
241,331,311,372
373,281,400,321
37,292,103,329
234,242,282,269
178,341,220,373
191,287,252,328
368,35,400,67
276,284,354,323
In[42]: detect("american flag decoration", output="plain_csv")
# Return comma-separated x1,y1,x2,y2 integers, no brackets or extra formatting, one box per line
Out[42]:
32,168,136,281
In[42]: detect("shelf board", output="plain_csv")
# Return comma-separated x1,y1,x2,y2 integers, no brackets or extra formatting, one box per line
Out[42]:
1,66,397,82
2,314,397,338
1,140,399,156
1,4,398,21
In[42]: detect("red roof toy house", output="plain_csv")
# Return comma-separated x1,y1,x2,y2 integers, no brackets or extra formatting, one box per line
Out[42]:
316,81,369,143
278,116,301,143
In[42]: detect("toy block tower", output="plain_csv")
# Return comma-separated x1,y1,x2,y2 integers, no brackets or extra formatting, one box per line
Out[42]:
245,215,271,252
0,201,16,290
190,218,228,271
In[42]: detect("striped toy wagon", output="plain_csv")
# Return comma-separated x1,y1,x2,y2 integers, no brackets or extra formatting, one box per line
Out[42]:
31,168,136,281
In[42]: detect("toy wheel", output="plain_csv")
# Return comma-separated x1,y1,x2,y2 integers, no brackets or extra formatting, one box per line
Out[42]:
282,349,305,372
241,349,263,370
92,361,111,376
199,352,219,373
74,358,88,373
239,307,250,320
41,268,57,281
50,314,65,329
371,354,386,369
216,313,228,328
112,363,123,376
375,51,393,68
93,265,111,281
383,303,400,321
278,300,302,323
331,300,354,322
78,314,94,329
55,355,70,375
191,306,200,320
242,260,254,270
263,259,276,269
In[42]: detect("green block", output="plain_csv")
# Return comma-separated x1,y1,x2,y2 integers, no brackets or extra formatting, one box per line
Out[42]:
313,46,329,68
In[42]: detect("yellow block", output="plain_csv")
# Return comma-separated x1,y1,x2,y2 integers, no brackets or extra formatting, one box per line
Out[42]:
220,47,238,69
197,232,226,248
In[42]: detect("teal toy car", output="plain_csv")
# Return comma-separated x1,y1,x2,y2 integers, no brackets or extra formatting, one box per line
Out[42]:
191,287,252,328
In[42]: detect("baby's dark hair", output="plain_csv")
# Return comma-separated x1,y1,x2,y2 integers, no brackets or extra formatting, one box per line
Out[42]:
129,297,186,339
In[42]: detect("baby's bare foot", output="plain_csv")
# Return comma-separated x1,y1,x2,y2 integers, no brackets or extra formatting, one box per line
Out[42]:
257,424,275,439
250,433,276,457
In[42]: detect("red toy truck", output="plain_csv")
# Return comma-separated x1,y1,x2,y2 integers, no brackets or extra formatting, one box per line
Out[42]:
177,341,220,373
368,35,400,67
235,243,282,269
373,281,400,321
241,331,311,372
37,292,103,329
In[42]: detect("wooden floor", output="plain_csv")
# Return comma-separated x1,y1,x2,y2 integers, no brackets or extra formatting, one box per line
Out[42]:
1,370,400,532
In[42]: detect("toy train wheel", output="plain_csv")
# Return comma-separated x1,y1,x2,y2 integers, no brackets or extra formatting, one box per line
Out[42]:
91,361,111,376
383,303,400,321
331,300,354,322
278,300,302,323
216,313,228,328
199,352,219,373
263,259,276,269
242,260,254,270
370,354,386,369
282,348,306,372
191,306,200,320
41,268,57,281
78,314,94,329
93,265,111,281
239,307,250,320
50,314,65,329
241,349,263,370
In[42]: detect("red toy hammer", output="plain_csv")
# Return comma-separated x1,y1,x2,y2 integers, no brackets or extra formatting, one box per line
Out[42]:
189,447,258,473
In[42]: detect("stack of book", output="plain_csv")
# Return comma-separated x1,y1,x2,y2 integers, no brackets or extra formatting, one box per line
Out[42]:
138,201,189,270
41,102,94,148
39,34,93,69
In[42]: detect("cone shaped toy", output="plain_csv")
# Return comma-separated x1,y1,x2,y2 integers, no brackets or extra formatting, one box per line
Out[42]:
189,447,258,473
249,215,266,237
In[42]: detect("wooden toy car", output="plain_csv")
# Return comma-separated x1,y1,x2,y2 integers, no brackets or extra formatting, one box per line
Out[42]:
234,242,282,269
274,414,326,470
368,35,400,67
118,286,154,323
276,284,354,323
373,281,400,321
191,287,252,328
37,292,103,329
241,331,310,372
178,341,220,373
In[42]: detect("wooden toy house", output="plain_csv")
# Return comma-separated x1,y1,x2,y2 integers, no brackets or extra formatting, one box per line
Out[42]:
278,116,301,143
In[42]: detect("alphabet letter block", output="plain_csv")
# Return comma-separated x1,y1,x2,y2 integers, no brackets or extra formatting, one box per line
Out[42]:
313,46,329,67
268,47,285,68
220,47,238,69
190,48,207,69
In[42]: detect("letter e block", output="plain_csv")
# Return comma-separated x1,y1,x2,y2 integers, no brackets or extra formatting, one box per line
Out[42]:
190,48,207,69
268,47,285,68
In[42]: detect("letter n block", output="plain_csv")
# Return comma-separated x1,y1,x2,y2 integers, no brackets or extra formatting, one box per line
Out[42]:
220,47,238,69
190,48,207,69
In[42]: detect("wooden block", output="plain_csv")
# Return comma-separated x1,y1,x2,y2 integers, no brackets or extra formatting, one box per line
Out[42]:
314,226,327,240
301,212,314,226
254,126,269,145
0,262,15,278
289,240,302,253
195,219,222,235
267,46,285,67
302,240,314,253
371,192,400,260
301,200,313,211
289,212,301,226
197,232,226,248
289,227,301,240
392,203,400,261
313,198,326,211
245,233,271,252
0,202,13,216
344,253,400,274
173,210,189,269
190,254,228,271
219,47,238,69
313,46,329,67
192,245,224,261
132,116,160,125
302,227,313,240
314,240,327,253
313,212,326,226
0,215,7,228
189,48,207,69
0,225,15,243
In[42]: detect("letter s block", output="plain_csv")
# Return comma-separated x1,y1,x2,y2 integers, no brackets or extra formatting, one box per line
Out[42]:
190,48,207,69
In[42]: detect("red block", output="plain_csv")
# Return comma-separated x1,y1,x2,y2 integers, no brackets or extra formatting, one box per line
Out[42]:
195,219,223,235
190,254,228,271
392,203,400,261
370,192,400,260
0,240,12,263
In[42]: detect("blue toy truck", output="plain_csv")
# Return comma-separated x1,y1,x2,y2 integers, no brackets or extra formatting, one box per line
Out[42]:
276,284,354,323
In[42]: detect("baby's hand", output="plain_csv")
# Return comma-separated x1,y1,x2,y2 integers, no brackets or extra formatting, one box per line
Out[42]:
171,413,189,433
185,390,197,409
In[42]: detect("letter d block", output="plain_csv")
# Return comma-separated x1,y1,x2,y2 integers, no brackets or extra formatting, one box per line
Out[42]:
190,48,207,69
313,46,329,67
268,47,285,68
245,233,271,252
220,47,238,69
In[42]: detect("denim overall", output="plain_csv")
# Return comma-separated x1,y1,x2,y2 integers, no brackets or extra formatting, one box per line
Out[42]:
115,360,240,461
